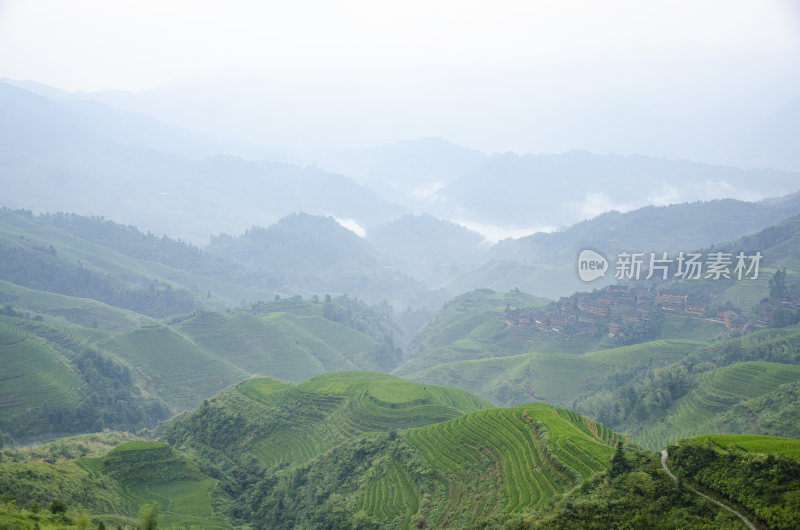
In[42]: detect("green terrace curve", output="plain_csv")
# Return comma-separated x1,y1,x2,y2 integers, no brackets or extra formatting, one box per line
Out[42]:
159,370,493,471
631,361,800,448
401,401,621,526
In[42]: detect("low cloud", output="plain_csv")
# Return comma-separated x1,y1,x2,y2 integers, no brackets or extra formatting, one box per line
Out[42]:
450,218,558,245
333,217,366,237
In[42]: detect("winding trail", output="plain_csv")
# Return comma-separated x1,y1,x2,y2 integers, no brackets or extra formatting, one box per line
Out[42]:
660,449,757,530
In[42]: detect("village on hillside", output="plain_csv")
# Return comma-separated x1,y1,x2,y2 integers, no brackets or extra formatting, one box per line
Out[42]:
506,281,800,342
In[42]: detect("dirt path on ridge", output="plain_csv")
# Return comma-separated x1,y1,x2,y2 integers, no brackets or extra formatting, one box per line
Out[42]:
660,449,757,530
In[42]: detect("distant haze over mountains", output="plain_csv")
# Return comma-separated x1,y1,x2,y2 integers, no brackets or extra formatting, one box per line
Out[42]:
2,79,800,249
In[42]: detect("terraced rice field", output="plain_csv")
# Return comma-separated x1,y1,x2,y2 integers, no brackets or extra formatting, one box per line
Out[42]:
659,315,726,342
126,479,229,529
228,372,492,470
718,273,773,313
408,339,703,407
0,279,147,331
634,361,800,449
104,322,247,411
403,289,550,368
92,441,230,527
361,461,420,526
0,320,85,418
404,402,620,525
235,376,294,404
584,339,705,366
176,311,379,381
2,438,229,528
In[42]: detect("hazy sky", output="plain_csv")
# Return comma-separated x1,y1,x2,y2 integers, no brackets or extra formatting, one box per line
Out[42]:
1,1,799,164
1,0,797,92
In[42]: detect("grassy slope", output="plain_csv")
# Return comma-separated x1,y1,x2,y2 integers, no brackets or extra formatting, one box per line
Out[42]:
631,361,800,449
396,288,722,379
174,310,377,378
708,380,800,439
396,289,560,375
658,314,728,342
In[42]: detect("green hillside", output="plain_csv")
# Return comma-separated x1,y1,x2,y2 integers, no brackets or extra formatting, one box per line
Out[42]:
397,288,552,374
0,295,410,442
710,380,800,439
445,259,582,302
0,318,86,424
0,315,170,442
404,403,620,520
101,321,249,412
160,371,492,471
101,299,400,412
396,287,720,379
4,371,796,529
0,209,207,318
713,213,800,271
690,433,800,459
629,361,800,449
240,399,622,529
204,212,444,308
0,208,274,312
669,435,800,529
0,279,148,331
175,310,376,377
405,339,704,406
0,434,230,528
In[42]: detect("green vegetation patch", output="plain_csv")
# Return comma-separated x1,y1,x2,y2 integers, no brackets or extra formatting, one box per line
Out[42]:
670,437,800,529
691,433,800,460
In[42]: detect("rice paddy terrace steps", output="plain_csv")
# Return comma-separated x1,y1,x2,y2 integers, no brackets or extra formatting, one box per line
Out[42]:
632,361,800,448
403,402,622,526
159,371,493,471
404,338,705,407
0,317,86,425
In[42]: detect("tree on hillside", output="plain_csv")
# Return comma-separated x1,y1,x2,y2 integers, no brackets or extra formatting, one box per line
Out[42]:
138,503,159,530
770,269,788,300
609,441,629,478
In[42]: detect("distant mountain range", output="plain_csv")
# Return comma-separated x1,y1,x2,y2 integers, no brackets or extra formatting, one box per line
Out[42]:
4,79,800,249
0,82,407,244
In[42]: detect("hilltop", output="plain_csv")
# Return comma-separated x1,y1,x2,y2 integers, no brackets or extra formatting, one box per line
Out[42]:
159,371,492,470
367,213,486,287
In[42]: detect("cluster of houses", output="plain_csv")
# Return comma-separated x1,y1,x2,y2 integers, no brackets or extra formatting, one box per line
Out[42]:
507,285,721,338
508,285,648,338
